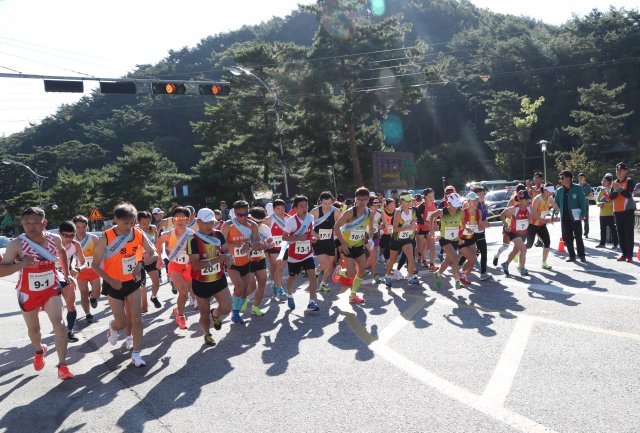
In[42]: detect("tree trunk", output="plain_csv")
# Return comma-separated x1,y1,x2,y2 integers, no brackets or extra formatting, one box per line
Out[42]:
347,121,363,186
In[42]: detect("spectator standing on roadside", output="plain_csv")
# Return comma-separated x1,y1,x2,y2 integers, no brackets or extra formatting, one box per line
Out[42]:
219,201,230,221
595,173,618,250
610,162,636,262
554,170,588,262
577,173,593,238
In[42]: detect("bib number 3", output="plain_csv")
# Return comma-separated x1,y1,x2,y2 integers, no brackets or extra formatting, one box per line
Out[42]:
122,256,137,275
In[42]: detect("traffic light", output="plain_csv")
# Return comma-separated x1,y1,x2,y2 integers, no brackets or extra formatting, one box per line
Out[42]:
152,82,186,95
199,83,230,96
100,81,137,94
44,80,84,93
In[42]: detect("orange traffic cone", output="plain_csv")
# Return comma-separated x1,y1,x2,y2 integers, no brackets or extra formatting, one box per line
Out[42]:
557,237,565,253
332,257,345,283
636,244,640,260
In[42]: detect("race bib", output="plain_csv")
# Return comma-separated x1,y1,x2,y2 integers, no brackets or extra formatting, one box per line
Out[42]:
28,270,55,291
465,224,478,234
251,249,266,259
398,230,412,240
540,211,550,220
515,219,529,231
272,236,283,247
349,230,366,242
386,225,394,233
172,253,189,265
56,264,63,273
122,256,137,275
85,256,93,268
201,262,221,275
233,246,248,257
444,226,458,240
294,240,311,255
318,229,333,240
426,211,435,221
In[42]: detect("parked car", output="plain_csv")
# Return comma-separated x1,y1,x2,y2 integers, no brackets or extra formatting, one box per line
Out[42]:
484,189,512,221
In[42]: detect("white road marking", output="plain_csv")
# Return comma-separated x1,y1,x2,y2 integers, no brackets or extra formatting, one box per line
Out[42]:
481,316,534,407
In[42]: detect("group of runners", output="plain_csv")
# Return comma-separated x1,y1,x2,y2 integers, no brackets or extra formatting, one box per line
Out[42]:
0,168,636,380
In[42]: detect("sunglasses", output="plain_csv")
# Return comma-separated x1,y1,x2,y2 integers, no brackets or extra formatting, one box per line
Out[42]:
61,233,75,239
174,216,188,221
235,212,248,217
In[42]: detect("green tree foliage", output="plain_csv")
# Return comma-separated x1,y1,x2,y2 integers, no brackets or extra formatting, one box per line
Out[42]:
563,82,633,157
94,143,180,212
1,1,639,206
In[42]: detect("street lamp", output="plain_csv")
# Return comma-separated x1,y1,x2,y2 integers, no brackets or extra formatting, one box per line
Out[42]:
228,66,289,198
538,140,549,183
2,158,47,207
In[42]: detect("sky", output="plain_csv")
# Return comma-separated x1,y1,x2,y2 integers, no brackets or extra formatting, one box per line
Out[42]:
0,0,638,137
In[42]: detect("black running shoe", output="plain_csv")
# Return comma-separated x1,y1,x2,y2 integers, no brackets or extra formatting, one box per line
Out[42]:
151,296,161,309
89,297,97,309
67,331,79,342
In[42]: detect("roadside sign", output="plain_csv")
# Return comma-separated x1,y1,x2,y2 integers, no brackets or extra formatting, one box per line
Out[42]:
88,207,104,221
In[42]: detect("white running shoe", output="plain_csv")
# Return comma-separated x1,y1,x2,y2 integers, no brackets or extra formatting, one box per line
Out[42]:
107,320,119,345
125,335,133,351
480,273,493,281
393,269,404,280
131,351,146,367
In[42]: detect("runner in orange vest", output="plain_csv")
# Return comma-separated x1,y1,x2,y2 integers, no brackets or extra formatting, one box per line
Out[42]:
91,203,158,367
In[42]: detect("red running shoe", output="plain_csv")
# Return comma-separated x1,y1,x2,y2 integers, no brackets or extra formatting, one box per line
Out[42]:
33,344,47,371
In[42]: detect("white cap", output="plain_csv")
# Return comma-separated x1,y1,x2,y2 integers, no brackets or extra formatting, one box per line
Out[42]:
369,191,376,197
544,185,556,194
196,208,216,223
152,207,163,215
447,193,463,208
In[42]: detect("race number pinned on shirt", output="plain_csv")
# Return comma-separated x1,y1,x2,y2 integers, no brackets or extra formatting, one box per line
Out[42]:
233,246,248,257
349,230,366,242
465,224,478,235
318,229,333,240
85,256,93,268
28,270,55,291
444,226,458,240
272,236,283,247
251,249,266,259
122,256,137,275
398,230,412,240
294,240,311,255
173,253,189,265
515,219,529,231
201,262,221,275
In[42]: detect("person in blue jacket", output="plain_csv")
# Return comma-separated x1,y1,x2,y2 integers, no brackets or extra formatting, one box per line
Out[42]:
554,170,588,262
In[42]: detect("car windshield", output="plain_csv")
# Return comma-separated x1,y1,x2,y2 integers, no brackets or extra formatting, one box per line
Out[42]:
485,190,511,202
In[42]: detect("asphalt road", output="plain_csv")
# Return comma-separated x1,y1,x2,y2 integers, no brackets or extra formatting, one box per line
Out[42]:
1,210,639,433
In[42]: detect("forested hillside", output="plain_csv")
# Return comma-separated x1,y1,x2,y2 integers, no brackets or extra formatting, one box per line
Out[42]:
1,0,638,223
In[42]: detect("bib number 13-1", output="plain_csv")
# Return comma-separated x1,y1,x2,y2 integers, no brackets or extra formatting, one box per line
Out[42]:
295,241,311,255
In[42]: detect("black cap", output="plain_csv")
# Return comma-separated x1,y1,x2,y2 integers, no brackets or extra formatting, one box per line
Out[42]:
616,162,628,170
